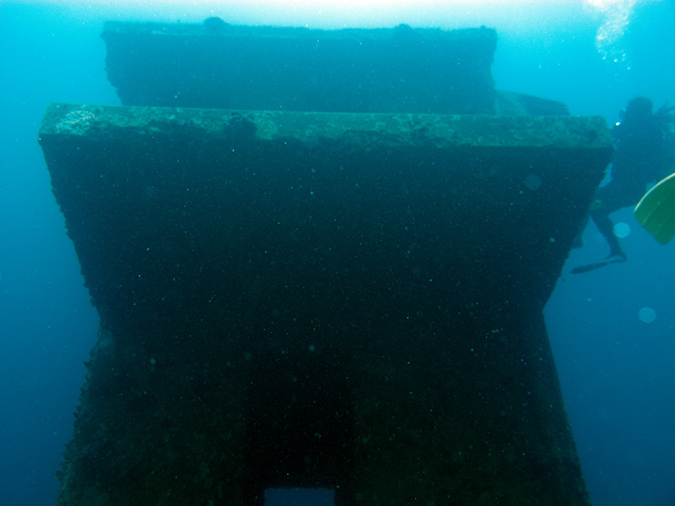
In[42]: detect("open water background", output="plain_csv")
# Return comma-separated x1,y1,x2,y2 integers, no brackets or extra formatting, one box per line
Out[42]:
1,1,674,505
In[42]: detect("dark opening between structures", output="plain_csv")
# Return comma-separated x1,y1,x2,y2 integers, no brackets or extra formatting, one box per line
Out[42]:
244,356,355,504
264,488,335,506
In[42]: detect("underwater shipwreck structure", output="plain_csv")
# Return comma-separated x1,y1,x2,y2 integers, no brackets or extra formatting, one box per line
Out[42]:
40,21,612,505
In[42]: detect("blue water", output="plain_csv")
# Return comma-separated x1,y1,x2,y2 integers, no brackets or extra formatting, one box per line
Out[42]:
1,1,674,505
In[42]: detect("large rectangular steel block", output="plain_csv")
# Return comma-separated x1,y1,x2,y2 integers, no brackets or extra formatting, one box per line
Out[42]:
40,104,612,505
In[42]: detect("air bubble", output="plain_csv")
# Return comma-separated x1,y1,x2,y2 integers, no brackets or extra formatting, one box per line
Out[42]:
638,307,656,324
613,222,630,238
524,174,542,191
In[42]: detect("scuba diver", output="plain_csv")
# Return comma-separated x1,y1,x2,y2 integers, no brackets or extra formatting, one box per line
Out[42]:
572,97,675,274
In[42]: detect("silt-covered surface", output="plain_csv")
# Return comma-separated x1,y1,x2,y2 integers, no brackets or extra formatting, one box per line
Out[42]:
39,103,612,505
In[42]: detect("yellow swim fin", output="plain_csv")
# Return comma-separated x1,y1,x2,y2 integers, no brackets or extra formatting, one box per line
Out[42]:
635,172,675,245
